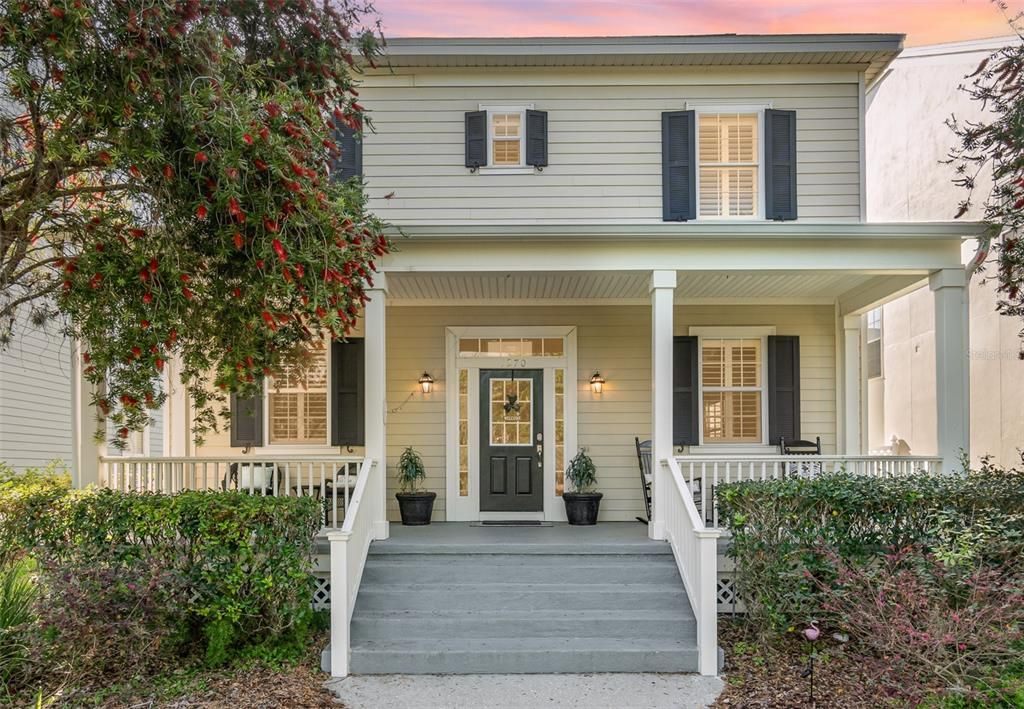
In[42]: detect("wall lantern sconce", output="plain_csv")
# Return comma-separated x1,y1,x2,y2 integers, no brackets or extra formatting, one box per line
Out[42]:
590,371,606,395
418,372,435,394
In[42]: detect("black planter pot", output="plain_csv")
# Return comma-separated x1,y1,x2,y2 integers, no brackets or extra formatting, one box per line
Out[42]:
562,492,603,526
396,491,436,526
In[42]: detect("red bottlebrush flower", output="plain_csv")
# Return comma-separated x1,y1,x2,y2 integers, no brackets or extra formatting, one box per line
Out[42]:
290,162,304,176
282,267,293,282
1015,197,1024,210
243,133,254,145
142,292,153,304
264,218,279,233
89,273,103,289
139,269,149,282
155,357,165,372
254,159,268,171
49,5,65,18
163,164,174,179
285,180,301,193
233,232,244,250
97,150,111,165
232,287,242,298
118,427,129,439
148,258,158,273
82,352,91,364
259,126,269,141
129,228,145,238
129,165,141,178
166,329,178,345
140,319,150,329
196,203,208,219
294,263,305,278
228,197,242,216
180,274,190,283
226,167,239,181
261,310,277,330
256,259,265,269
182,286,194,300
272,239,287,262
265,102,282,118
131,345,142,358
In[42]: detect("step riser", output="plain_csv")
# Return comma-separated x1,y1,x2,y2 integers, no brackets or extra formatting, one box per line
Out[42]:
351,617,696,640
356,590,691,612
361,564,682,585
347,649,700,675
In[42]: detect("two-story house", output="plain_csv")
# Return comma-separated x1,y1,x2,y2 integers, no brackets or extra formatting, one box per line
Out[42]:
68,34,983,678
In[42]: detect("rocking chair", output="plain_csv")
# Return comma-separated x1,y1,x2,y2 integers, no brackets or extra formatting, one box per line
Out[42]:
634,437,652,524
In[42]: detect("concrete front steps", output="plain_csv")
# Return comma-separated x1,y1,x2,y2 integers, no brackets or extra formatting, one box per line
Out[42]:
323,524,700,675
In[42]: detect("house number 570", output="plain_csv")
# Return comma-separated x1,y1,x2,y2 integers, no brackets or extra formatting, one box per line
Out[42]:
504,358,527,368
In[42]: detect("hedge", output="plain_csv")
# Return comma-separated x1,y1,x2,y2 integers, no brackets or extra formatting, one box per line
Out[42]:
0,468,322,684
717,467,1024,632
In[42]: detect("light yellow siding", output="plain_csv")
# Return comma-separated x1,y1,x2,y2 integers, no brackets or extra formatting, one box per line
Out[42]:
360,66,862,225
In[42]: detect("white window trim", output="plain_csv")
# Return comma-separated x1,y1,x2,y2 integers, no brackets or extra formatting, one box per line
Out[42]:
689,326,775,449
687,103,770,222
478,104,535,174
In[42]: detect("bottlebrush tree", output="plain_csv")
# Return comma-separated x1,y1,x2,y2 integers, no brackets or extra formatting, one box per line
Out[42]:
949,12,1024,353
0,0,389,443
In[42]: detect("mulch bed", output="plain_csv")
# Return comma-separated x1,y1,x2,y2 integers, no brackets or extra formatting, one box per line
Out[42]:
155,664,342,709
712,619,921,708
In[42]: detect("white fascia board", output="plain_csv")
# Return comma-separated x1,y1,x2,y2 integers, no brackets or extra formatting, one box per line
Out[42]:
383,221,988,242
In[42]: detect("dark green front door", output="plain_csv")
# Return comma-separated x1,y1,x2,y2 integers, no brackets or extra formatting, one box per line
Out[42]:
479,369,544,512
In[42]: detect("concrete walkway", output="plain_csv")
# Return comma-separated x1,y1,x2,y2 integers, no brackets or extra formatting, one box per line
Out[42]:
326,673,724,709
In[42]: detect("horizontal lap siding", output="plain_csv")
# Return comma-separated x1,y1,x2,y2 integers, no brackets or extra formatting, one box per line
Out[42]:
675,304,837,452
385,306,651,522
0,320,74,472
360,67,862,223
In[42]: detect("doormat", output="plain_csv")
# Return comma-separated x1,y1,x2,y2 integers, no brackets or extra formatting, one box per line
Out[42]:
471,520,552,527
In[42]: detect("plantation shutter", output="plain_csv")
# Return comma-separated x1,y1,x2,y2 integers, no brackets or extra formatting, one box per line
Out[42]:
767,335,801,446
662,110,696,221
331,126,362,183
230,387,264,448
764,109,798,221
465,110,488,169
331,339,365,447
525,109,549,168
673,336,699,446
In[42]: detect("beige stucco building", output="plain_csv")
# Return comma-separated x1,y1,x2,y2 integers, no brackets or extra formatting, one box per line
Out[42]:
866,36,1024,466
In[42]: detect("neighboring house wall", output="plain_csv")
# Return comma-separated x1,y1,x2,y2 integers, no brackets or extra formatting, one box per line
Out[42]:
866,36,1023,465
0,315,74,471
360,66,863,224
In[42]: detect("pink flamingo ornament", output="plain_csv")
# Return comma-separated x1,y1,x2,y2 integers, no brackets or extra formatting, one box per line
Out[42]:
803,622,820,642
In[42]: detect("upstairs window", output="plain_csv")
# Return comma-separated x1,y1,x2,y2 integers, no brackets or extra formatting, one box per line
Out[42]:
698,112,759,218
490,110,524,167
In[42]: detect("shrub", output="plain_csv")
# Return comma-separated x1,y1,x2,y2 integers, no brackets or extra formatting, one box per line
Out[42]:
0,560,35,696
819,546,1024,702
566,450,598,492
0,463,71,567
717,467,1024,632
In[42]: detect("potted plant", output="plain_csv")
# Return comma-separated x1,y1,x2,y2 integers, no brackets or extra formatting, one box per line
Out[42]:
395,446,435,525
563,449,602,525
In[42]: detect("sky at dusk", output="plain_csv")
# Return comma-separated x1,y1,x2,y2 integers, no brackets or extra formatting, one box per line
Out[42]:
373,0,1016,47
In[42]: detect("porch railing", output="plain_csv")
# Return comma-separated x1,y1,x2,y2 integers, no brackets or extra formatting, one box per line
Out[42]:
97,455,364,529
676,454,944,528
326,457,378,678
661,456,721,676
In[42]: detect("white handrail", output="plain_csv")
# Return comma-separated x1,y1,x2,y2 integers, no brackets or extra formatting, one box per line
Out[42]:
326,457,377,678
661,456,721,676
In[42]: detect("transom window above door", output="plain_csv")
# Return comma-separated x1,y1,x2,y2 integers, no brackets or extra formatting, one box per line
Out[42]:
698,112,760,218
700,337,764,444
458,337,564,358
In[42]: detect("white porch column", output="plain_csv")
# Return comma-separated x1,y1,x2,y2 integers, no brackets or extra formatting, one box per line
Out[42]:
930,268,970,471
165,355,189,457
650,270,676,541
364,274,389,540
842,315,863,455
71,340,104,488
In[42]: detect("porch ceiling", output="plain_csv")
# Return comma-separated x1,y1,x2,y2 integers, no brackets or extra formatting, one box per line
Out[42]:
386,270,919,304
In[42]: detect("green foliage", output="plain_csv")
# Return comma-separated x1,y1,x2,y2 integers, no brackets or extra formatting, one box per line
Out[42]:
397,447,427,493
0,462,71,568
0,560,35,697
0,0,390,446
717,466,1024,633
565,450,598,493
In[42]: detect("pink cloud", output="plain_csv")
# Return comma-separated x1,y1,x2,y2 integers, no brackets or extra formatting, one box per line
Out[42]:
372,0,1014,46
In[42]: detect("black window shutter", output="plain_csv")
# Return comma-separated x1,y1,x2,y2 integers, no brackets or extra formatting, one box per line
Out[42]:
331,126,362,183
230,387,264,448
525,109,548,168
662,111,696,221
768,335,801,446
673,336,699,446
465,111,487,169
331,339,365,447
764,109,797,221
